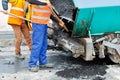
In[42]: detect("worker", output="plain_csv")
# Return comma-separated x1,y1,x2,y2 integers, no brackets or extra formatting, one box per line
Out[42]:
27,0,64,72
2,0,32,59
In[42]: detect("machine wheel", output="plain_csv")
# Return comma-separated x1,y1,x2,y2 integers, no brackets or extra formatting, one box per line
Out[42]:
108,50,120,63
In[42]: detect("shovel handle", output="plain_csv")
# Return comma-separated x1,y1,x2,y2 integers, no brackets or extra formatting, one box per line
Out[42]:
47,1,69,32
0,10,31,22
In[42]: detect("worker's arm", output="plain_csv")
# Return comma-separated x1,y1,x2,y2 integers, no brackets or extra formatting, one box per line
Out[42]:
27,0,47,5
2,0,16,10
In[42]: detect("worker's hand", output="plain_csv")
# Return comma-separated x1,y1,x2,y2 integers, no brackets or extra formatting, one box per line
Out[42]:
2,10,8,14
45,0,51,6
59,20,64,27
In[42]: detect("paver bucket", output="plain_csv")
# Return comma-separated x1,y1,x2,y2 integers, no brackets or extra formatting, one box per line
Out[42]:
72,0,120,36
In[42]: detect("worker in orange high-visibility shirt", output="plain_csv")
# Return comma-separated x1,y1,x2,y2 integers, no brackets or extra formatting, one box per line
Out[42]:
27,0,64,72
2,0,32,59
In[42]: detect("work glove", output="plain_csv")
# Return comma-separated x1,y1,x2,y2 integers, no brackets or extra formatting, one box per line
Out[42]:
2,0,8,10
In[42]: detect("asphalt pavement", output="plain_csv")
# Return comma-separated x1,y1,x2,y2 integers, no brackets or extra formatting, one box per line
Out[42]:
0,31,120,80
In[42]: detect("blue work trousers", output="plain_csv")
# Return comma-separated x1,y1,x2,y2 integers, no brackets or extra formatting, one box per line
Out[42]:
29,23,48,67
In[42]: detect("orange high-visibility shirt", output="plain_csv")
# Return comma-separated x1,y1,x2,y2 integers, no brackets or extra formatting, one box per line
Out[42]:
31,5,51,24
8,0,25,26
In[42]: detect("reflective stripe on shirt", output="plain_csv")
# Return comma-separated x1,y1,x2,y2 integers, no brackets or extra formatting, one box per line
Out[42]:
32,16,50,20
11,7,24,12
32,8,51,13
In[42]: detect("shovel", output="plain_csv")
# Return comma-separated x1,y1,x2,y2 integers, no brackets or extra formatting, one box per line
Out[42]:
46,0,69,32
